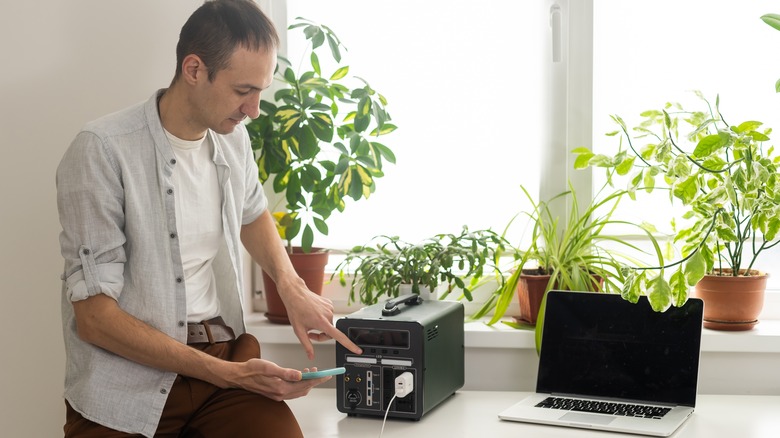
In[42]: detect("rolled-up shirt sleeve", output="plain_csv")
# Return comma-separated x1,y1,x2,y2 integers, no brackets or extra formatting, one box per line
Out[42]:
57,130,127,302
240,127,267,225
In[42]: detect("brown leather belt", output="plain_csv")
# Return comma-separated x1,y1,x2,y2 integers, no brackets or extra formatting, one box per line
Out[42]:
187,316,236,344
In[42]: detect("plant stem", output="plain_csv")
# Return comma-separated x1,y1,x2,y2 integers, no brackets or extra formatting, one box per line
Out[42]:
633,207,722,272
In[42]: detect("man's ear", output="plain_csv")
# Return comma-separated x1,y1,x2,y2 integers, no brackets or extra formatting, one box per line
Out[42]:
181,54,206,85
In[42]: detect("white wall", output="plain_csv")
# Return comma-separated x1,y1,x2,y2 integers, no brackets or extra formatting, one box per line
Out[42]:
0,1,202,435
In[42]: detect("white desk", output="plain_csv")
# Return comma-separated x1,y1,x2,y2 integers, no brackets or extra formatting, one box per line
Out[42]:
288,389,780,437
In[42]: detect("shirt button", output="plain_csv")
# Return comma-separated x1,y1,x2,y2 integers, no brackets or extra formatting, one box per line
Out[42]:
82,248,90,255
167,188,174,195
170,233,176,239
170,159,177,165
176,277,183,283
178,321,185,327
160,388,167,394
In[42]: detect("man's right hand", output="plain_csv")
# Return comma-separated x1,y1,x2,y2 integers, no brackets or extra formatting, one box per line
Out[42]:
228,360,331,401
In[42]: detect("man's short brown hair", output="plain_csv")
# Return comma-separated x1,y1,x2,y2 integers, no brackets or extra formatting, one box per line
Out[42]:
174,0,279,82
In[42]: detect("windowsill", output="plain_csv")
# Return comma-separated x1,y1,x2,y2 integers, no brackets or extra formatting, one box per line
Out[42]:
245,259,780,355
245,313,780,354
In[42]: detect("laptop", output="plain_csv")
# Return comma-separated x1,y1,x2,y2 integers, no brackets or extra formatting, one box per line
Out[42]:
499,290,704,437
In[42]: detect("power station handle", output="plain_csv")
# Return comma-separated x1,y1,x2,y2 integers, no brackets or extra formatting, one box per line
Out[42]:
382,294,423,316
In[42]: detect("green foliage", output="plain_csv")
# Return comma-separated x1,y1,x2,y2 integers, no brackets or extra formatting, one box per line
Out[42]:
246,18,397,253
473,181,665,324
332,227,511,306
574,92,780,307
762,13,780,92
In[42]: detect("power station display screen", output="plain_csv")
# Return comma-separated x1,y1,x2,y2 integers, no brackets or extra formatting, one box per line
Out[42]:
348,328,410,349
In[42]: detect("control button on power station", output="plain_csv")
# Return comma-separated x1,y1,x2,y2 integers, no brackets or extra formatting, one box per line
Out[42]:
346,389,362,409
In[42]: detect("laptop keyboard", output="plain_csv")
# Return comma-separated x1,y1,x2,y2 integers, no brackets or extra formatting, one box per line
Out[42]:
536,397,672,419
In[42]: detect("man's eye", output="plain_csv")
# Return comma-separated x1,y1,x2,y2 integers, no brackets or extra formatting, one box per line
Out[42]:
237,89,251,96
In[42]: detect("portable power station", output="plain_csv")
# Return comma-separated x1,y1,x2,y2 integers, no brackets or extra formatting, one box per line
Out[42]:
335,295,464,420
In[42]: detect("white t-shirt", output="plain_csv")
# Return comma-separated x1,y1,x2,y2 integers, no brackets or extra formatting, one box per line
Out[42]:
165,129,223,322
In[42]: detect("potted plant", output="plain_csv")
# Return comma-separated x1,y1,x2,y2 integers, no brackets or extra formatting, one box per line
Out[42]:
574,92,778,330
246,18,397,322
472,181,664,329
333,227,511,307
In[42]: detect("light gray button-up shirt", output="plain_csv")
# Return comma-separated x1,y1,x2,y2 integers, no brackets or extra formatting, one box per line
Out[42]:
56,90,267,437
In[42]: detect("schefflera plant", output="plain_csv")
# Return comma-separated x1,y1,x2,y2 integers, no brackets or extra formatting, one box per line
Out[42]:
247,18,397,253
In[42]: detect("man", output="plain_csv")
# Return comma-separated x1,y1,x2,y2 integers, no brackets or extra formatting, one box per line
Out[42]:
56,1,361,436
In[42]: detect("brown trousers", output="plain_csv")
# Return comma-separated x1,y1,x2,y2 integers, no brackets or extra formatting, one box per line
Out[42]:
64,333,304,438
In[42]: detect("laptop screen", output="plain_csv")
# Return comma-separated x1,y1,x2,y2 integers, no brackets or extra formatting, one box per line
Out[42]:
536,291,703,407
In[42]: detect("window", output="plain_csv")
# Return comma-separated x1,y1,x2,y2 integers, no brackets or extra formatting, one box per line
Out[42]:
251,1,780,317
278,0,548,249
592,0,780,290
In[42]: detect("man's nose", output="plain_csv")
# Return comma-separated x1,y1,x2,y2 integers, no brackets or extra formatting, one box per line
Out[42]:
243,93,262,119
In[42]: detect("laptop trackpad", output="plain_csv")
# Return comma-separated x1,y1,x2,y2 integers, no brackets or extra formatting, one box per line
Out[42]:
560,412,615,425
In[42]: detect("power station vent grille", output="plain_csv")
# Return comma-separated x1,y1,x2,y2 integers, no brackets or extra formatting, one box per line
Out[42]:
426,325,439,341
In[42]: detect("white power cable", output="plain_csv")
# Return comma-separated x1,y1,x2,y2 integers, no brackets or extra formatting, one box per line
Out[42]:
379,372,414,438
379,393,398,438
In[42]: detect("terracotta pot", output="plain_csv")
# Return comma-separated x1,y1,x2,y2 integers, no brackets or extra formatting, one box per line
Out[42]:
516,269,604,325
692,269,767,331
516,270,552,325
262,247,329,324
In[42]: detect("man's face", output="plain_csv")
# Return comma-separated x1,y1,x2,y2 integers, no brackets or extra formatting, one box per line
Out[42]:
191,46,276,135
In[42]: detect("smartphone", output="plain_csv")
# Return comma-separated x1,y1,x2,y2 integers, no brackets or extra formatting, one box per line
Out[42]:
301,367,346,380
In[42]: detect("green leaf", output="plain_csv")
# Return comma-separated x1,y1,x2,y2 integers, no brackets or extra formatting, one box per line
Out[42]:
354,97,372,132
355,165,373,185
616,156,635,175
639,143,657,160
669,268,689,307
573,152,593,169
283,66,296,84
334,157,349,174
301,225,315,253
311,28,325,49
326,33,342,63
313,216,328,235
733,121,763,134
642,168,656,193
693,132,730,158
370,123,398,137
748,131,771,142
761,13,780,31
766,217,780,241
286,217,301,241
621,270,642,303
588,154,613,167
348,168,364,201
648,276,672,312
330,66,349,81
716,224,739,242
308,112,334,143
355,138,370,156
534,291,549,355
673,176,698,204
310,52,321,76
684,250,706,286
372,142,397,164
296,125,320,159
333,141,348,155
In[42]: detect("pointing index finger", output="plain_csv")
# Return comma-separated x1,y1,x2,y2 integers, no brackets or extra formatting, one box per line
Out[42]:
324,324,362,355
